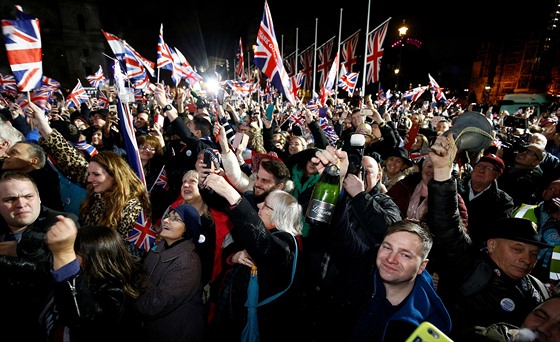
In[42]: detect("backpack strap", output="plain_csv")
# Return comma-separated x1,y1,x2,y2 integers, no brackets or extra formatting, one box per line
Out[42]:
257,233,298,306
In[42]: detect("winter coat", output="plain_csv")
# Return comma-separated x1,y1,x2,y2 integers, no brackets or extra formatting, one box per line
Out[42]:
134,238,205,342
427,178,550,338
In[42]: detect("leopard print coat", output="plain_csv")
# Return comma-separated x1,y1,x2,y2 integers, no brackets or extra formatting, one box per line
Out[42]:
40,129,143,240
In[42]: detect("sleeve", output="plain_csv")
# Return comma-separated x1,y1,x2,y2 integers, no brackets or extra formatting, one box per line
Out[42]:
39,129,89,186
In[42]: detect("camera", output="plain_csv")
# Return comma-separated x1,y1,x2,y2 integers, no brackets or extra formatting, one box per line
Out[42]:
346,134,367,176
502,115,528,130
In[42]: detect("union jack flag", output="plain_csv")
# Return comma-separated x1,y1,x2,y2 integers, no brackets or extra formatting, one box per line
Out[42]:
316,37,334,86
126,210,156,252
235,37,245,80
402,86,428,102
41,75,61,92
65,80,89,109
338,64,359,97
152,166,169,191
365,18,390,85
288,109,306,129
1,16,43,92
298,44,314,90
340,29,360,72
0,73,17,93
225,80,252,96
157,24,174,71
289,72,303,101
428,73,447,102
171,46,203,86
254,1,296,105
97,90,109,109
284,51,296,77
86,65,106,89
124,42,151,82
101,30,125,62
319,116,339,146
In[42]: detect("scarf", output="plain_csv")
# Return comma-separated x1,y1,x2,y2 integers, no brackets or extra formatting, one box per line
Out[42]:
407,181,428,220
291,165,320,199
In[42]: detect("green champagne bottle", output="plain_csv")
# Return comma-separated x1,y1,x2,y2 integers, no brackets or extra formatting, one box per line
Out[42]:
306,163,340,225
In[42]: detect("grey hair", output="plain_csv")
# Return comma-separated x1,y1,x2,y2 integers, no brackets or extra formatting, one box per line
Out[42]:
0,121,25,149
266,189,302,236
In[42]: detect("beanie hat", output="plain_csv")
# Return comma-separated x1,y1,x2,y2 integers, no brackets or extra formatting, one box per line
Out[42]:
172,204,204,243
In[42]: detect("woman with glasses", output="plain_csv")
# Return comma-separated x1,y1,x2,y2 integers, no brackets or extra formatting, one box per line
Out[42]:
202,172,303,342
134,204,207,342
137,132,177,224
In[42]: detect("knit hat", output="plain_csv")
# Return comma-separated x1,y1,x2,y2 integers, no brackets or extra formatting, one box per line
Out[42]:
488,217,552,248
172,204,204,243
477,154,505,174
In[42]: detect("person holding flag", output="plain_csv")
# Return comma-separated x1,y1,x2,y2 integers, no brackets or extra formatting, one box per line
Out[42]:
25,100,151,258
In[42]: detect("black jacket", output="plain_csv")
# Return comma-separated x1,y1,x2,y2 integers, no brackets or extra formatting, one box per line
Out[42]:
427,178,550,339
458,178,514,249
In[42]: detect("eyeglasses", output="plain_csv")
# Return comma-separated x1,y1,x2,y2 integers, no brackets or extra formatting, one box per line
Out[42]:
163,213,183,223
474,163,498,173
139,145,155,152
263,202,274,211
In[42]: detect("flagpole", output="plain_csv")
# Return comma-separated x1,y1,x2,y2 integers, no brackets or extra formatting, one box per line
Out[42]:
361,0,372,98
295,28,299,75
335,8,343,102
312,18,318,95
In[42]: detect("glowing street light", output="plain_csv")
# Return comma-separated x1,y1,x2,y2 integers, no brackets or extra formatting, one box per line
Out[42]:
396,20,408,90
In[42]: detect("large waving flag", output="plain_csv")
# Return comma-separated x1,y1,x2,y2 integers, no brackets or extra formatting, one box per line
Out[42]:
86,65,106,89
65,80,89,108
284,51,296,77
157,24,173,71
170,46,203,86
298,44,314,91
365,18,390,85
340,29,360,72
316,36,335,86
236,37,245,80
254,1,296,105
1,9,43,92
101,30,125,62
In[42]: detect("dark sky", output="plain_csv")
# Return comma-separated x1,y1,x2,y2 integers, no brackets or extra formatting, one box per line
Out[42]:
96,0,550,91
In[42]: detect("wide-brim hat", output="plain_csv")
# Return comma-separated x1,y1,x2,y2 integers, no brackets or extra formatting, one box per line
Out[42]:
386,147,413,167
445,111,495,152
488,217,553,248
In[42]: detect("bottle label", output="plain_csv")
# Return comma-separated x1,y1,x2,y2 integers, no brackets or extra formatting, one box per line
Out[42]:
307,199,336,224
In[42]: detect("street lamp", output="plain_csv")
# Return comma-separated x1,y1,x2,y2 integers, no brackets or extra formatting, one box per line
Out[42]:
396,21,408,90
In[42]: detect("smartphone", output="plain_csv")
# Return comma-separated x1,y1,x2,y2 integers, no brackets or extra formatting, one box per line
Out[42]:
232,132,249,152
265,104,275,120
109,104,117,112
405,322,453,342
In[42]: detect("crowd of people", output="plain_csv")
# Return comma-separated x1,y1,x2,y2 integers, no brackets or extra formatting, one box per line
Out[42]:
1,80,560,342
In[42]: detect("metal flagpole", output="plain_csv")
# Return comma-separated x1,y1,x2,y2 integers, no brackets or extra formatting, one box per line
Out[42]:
312,18,318,95
295,28,299,75
361,0,372,98
335,8,343,102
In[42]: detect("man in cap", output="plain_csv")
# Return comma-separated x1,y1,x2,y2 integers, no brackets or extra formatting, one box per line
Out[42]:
498,143,546,206
427,134,552,339
458,153,515,249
